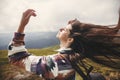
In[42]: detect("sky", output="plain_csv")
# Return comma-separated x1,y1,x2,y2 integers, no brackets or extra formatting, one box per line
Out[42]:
0,0,119,33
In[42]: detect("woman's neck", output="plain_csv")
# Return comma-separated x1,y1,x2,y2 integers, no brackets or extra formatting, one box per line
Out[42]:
60,41,70,48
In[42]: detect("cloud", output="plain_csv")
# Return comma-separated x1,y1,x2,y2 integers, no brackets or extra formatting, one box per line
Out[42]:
0,0,119,33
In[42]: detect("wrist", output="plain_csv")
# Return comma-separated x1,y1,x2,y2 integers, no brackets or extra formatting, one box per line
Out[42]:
14,32,25,40
13,32,25,45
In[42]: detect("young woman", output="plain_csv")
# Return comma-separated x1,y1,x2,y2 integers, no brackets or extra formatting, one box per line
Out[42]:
8,9,120,80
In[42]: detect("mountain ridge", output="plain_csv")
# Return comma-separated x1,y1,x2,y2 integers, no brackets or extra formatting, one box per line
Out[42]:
0,32,59,50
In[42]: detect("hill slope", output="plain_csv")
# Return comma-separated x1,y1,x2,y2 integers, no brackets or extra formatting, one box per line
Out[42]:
0,46,120,80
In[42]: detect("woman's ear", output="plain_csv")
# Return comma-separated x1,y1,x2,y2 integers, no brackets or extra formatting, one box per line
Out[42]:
67,38,74,43
66,38,74,48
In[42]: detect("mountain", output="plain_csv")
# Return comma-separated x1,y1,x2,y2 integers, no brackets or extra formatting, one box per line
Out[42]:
0,32,59,50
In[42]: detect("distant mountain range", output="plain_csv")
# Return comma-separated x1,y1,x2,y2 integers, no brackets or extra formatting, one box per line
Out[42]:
0,32,59,50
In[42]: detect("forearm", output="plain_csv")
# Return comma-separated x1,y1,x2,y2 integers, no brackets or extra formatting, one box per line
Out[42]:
17,24,25,33
17,13,27,33
17,9,36,33
8,9,36,57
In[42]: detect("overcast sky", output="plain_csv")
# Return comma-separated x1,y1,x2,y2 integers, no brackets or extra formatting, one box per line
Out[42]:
0,0,119,33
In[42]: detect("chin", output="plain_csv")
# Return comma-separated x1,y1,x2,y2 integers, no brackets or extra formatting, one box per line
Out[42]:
56,35,61,40
56,35,60,39
56,35,58,38
56,32,59,38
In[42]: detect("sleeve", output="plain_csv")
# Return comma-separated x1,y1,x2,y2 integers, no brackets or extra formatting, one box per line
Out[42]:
7,33,58,76
8,32,27,55
7,32,31,68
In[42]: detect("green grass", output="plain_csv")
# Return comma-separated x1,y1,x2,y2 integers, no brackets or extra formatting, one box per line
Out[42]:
28,45,59,56
0,46,120,80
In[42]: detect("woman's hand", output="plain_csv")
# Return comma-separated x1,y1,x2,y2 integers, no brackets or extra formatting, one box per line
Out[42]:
17,9,37,33
69,53,81,62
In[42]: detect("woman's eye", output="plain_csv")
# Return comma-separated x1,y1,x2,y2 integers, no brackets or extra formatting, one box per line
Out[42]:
60,28,65,31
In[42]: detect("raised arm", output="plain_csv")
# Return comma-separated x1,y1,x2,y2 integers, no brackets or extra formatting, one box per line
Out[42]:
17,9,36,33
8,9,36,65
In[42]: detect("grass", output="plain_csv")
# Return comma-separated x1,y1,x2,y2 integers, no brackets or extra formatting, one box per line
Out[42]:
0,46,120,80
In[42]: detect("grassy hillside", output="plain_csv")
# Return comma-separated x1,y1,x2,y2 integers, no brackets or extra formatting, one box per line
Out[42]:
0,46,120,80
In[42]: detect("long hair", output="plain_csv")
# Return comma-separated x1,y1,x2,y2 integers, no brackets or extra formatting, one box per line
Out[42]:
68,11,120,79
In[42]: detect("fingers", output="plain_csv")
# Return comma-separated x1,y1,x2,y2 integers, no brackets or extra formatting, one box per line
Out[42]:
31,11,37,17
69,53,81,62
26,11,36,20
24,9,36,19
23,9,37,20
69,54,76,62
23,9,35,15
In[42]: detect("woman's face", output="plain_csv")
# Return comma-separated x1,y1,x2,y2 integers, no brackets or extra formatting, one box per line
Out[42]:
56,24,72,42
